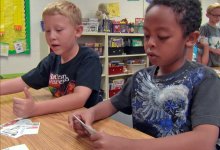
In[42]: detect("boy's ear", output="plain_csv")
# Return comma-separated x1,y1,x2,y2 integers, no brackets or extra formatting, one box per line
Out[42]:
185,31,200,47
75,25,83,38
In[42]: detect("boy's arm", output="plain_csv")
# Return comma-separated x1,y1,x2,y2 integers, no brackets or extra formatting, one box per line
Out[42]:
209,47,220,55
200,44,209,65
0,77,29,95
90,124,218,150
129,124,218,150
92,99,118,121
197,38,210,65
13,85,93,117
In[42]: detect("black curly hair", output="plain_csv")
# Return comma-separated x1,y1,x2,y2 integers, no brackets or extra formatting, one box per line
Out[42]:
146,0,202,37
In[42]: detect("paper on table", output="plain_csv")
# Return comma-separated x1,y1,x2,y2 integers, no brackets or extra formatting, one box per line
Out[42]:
2,144,29,150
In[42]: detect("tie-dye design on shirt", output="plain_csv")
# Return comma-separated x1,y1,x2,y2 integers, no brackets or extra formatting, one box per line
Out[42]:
48,73,76,97
132,66,205,137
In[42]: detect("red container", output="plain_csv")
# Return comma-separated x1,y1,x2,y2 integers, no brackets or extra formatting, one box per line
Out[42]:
109,66,123,75
112,23,121,33
109,88,121,97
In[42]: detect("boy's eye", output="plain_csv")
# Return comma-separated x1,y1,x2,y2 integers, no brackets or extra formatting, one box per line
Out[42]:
144,34,150,40
158,36,169,41
56,29,63,32
45,30,51,33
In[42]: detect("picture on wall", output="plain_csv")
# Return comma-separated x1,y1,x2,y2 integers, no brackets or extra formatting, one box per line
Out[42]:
0,0,30,56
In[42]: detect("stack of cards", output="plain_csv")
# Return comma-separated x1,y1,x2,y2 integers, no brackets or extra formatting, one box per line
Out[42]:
0,118,40,138
73,115,96,135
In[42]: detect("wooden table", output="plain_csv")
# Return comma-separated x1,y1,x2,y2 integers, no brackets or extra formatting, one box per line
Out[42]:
0,88,153,150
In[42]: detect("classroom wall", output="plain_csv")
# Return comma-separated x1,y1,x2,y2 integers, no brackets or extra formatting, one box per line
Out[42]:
0,0,218,75
0,0,144,74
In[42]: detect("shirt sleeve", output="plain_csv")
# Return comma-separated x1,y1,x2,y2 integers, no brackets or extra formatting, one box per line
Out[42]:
21,55,51,89
199,25,207,37
191,72,220,128
110,77,133,114
75,56,102,92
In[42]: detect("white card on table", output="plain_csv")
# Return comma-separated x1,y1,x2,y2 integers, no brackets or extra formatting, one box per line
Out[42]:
23,122,40,135
2,144,29,150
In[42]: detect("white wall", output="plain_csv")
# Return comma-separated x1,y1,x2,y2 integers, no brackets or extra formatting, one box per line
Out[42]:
0,0,218,74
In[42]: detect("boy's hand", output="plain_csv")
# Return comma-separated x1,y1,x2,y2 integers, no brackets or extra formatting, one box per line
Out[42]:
13,87,35,118
68,109,95,137
90,132,130,150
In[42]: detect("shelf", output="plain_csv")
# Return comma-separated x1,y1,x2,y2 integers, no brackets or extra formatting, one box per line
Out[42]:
82,32,106,36
108,54,146,58
80,33,147,99
108,73,133,78
107,33,144,37
82,32,144,37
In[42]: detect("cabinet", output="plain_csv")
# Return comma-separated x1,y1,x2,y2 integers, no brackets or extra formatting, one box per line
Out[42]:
40,32,148,99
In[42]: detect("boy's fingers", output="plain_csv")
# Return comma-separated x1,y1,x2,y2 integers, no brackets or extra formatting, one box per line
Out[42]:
68,114,79,127
68,114,73,124
90,132,102,141
24,87,32,99
13,97,24,104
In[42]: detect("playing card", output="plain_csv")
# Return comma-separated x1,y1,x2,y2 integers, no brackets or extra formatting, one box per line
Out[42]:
0,125,25,138
2,144,29,150
23,122,40,135
0,118,32,129
73,115,96,135
0,118,40,138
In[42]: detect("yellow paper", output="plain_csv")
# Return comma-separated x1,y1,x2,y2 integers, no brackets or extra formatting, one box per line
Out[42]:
0,0,5,35
107,3,120,18
0,0,26,51
13,0,23,30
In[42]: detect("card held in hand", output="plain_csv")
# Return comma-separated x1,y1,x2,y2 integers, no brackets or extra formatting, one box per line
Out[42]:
73,115,96,135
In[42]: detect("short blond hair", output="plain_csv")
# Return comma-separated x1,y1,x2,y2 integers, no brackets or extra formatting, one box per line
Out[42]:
207,3,220,14
42,0,82,26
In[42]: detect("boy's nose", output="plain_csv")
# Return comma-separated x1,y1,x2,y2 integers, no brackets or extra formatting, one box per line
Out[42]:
48,32,57,40
146,37,156,47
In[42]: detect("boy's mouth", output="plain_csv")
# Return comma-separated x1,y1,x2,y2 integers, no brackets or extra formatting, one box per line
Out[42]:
147,52,157,57
51,44,60,48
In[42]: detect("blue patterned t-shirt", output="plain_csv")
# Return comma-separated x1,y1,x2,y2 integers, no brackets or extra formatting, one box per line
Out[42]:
111,61,220,138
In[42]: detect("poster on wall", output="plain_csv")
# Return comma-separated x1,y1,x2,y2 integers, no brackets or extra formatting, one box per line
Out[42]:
107,2,120,18
0,0,30,57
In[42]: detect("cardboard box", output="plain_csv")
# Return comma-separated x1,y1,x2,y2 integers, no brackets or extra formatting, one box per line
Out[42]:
127,63,146,73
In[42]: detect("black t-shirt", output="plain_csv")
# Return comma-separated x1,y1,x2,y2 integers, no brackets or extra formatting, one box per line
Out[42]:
22,47,102,108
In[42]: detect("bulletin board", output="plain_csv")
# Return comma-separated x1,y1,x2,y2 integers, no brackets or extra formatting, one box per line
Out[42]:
0,0,30,56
